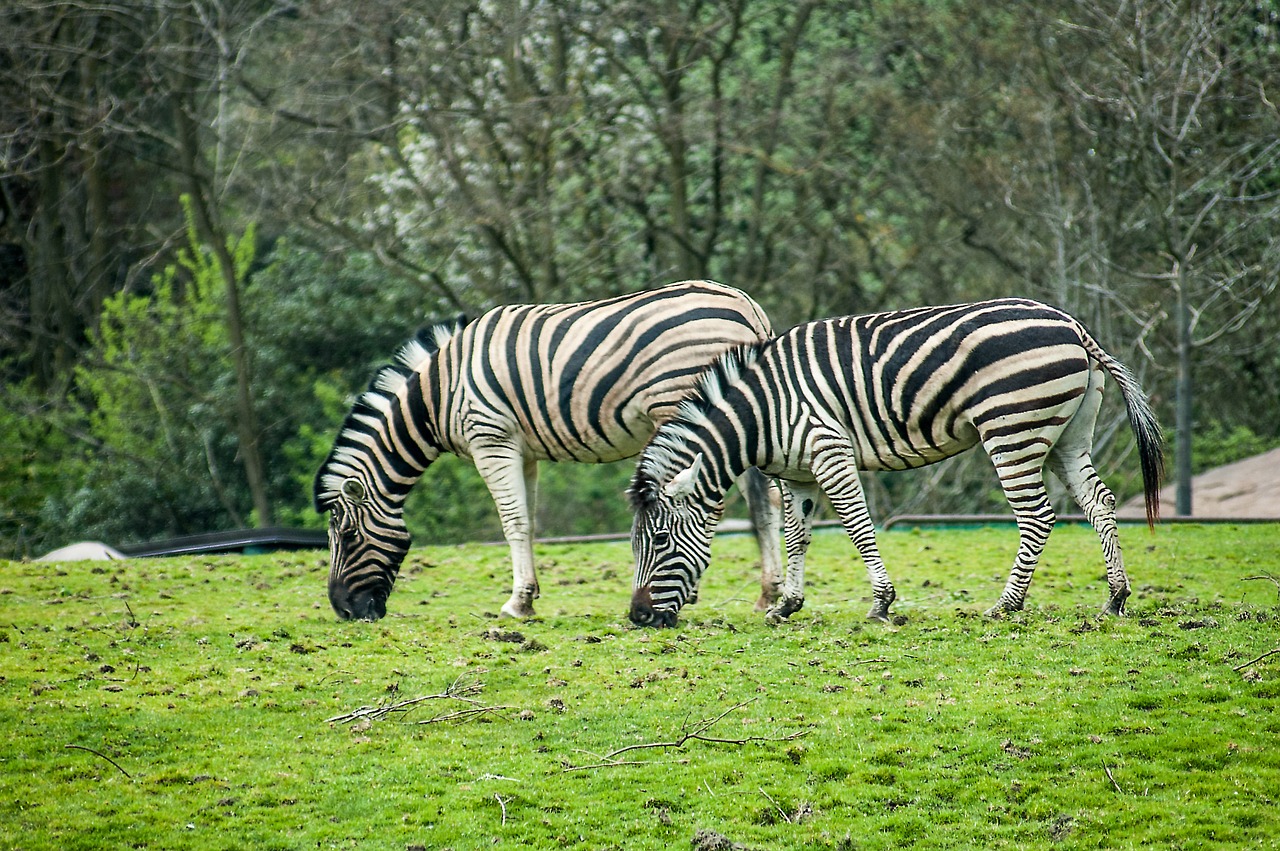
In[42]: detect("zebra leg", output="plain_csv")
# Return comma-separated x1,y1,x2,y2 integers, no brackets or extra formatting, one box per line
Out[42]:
1048,366,1130,616
765,481,820,625
474,449,541,619
811,447,896,622
739,467,784,610
987,454,1056,617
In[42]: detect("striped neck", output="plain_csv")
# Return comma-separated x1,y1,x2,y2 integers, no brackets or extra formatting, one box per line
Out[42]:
314,323,460,512
640,342,766,500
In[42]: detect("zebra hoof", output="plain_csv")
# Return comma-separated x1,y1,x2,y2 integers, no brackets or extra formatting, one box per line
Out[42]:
1101,592,1129,618
500,599,537,619
764,596,803,625
764,608,791,626
867,595,896,623
753,586,782,612
984,600,1022,619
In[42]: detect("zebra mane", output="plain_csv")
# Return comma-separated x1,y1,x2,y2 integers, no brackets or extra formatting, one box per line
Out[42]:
313,317,467,511
672,342,763,428
631,342,763,504
627,465,662,510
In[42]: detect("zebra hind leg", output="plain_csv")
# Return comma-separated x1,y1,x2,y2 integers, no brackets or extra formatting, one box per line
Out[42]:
986,467,1055,618
765,482,820,625
740,467,784,610
1049,449,1130,617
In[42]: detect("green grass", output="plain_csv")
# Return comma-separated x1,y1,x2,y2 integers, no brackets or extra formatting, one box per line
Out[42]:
3,523,1278,850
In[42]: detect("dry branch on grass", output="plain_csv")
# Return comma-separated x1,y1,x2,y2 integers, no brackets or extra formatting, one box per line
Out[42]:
1103,762,1124,794
65,744,131,778
562,699,806,773
1233,648,1280,672
416,704,512,725
325,674,487,724
1242,572,1280,601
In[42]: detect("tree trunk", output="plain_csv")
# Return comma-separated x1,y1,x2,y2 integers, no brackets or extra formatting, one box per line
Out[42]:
1175,273,1193,516
170,15,274,528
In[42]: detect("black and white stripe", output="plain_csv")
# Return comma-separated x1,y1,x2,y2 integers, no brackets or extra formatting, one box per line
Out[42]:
315,281,784,620
628,298,1163,627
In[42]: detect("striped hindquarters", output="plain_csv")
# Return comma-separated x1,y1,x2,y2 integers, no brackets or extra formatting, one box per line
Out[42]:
451,281,773,462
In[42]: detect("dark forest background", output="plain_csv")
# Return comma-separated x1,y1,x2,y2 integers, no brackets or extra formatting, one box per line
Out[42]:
3,0,1278,558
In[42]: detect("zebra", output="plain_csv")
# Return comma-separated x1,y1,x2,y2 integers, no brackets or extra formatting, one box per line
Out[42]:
315,280,786,621
628,298,1163,627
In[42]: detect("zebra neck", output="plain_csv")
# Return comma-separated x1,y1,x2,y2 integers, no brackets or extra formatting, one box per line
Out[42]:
684,428,748,507
356,383,445,500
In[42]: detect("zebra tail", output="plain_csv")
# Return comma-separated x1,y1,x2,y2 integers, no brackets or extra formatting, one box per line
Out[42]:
1079,329,1166,528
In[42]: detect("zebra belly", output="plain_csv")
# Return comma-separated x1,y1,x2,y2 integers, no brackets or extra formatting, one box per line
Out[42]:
526,428,651,464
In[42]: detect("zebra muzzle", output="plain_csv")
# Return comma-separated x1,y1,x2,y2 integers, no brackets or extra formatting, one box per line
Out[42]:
629,588,677,627
329,582,388,622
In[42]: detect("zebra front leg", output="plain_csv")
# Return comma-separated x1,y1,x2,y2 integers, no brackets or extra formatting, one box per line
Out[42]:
765,482,820,625
740,467,784,610
475,449,541,618
811,446,896,622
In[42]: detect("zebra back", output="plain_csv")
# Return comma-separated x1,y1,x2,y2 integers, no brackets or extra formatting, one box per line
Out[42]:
437,281,774,463
637,298,1163,514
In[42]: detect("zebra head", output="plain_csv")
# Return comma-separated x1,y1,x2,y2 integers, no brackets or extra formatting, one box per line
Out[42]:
314,320,461,621
316,471,411,621
628,451,722,627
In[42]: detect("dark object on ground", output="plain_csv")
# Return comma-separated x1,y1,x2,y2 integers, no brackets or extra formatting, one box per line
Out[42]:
692,829,752,851
115,527,328,558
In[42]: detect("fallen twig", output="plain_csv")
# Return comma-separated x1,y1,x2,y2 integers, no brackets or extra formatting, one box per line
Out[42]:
562,757,690,773
326,674,485,724
1103,763,1124,794
562,699,806,772
317,670,356,686
417,705,512,725
495,793,508,826
1233,647,1280,672
65,744,131,778
603,699,805,760
759,787,791,823
1243,573,1280,601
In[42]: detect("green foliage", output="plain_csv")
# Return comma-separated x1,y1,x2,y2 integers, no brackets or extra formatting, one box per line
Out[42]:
2,525,1277,849
1193,423,1280,474
65,201,257,543
0,379,80,559
533,460,637,538
10,1,1280,552
402,458,638,546
403,454,504,545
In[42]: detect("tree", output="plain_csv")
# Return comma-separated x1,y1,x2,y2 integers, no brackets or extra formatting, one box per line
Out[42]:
1,1,290,527
69,212,260,540
1042,0,1280,514
0,2,171,386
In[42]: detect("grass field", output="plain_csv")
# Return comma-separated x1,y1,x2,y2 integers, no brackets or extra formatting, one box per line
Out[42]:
2,522,1278,850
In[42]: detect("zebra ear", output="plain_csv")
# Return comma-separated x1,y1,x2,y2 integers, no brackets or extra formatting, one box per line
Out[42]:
662,453,704,499
341,478,368,505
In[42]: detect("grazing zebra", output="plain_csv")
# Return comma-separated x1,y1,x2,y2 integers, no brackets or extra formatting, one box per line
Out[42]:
315,281,786,621
628,298,1163,627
